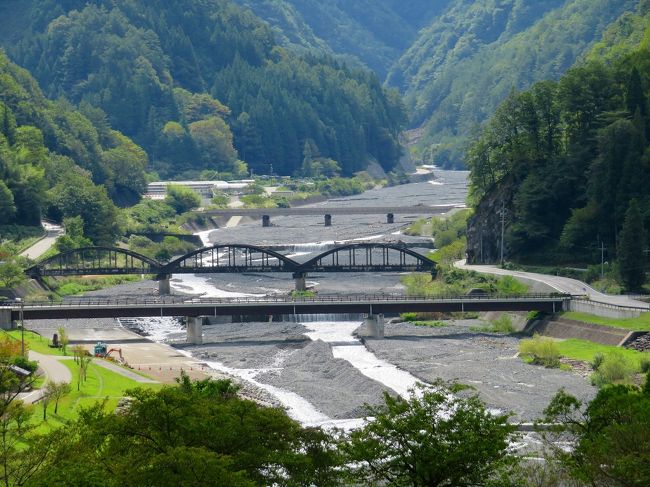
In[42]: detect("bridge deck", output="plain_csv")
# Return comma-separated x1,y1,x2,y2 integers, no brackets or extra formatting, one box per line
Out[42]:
201,205,462,217
4,294,570,320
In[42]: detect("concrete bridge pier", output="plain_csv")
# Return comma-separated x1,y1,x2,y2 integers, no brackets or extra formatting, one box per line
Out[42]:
0,309,12,331
293,272,308,292
365,314,385,339
158,274,171,296
324,214,332,227
187,316,205,344
387,213,394,224
262,215,271,227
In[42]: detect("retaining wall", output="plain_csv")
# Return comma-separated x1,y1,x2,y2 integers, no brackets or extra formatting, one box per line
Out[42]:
530,318,629,346
569,299,644,319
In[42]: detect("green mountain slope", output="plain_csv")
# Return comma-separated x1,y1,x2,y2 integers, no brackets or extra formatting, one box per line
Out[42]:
464,2,650,274
0,0,405,177
0,50,136,243
233,0,452,78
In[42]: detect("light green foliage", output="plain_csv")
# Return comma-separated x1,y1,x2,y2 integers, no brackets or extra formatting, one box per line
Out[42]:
519,334,561,368
344,381,518,486
54,216,92,253
402,267,528,297
590,352,637,387
123,199,177,233
127,235,194,261
489,315,515,334
211,192,230,208
49,275,140,297
0,260,25,289
164,185,201,214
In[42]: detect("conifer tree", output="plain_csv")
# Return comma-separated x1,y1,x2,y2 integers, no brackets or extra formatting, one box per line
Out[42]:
618,199,647,290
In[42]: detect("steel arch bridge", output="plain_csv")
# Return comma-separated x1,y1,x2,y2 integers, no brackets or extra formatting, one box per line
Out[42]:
26,243,436,292
25,247,161,277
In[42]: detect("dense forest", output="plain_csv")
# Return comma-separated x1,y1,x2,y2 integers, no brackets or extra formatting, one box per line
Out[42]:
0,0,405,178
0,51,136,243
239,0,640,168
465,1,650,288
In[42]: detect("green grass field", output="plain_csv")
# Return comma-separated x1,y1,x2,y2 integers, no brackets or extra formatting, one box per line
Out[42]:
556,338,649,366
31,360,161,432
562,311,650,331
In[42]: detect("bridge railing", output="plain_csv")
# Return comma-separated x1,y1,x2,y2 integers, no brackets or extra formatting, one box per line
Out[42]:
1,292,572,308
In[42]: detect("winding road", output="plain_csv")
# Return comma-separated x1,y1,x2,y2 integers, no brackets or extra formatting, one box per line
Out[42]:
454,260,649,309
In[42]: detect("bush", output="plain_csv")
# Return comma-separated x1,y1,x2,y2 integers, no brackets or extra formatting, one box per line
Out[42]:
519,334,560,368
496,275,528,294
590,352,636,387
12,356,38,373
640,354,650,374
490,315,515,333
591,352,605,371
401,312,418,322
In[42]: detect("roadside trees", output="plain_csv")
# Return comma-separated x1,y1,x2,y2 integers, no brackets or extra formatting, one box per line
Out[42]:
618,199,647,290
343,381,518,486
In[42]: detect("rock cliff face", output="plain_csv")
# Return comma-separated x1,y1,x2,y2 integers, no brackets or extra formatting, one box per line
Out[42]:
466,184,513,264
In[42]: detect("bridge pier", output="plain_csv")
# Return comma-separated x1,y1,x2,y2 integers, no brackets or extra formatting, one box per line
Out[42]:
365,314,385,339
187,316,205,344
262,215,271,227
0,309,12,331
158,274,171,295
324,214,332,227
293,272,308,292
387,213,394,224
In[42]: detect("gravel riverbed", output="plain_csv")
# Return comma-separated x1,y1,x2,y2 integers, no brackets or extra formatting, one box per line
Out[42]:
28,170,596,425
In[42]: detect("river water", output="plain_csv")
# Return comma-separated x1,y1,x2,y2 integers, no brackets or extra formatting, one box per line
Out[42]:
142,170,469,427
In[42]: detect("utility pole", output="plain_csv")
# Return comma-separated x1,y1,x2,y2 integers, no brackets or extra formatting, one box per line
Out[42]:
600,242,606,279
499,201,506,266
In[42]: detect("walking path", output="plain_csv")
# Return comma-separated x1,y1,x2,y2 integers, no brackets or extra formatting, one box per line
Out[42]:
20,222,64,260
454,260,649,309
18,351,72,404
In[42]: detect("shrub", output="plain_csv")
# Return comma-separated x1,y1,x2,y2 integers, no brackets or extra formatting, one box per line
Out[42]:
591,352,605,371
519,334,560,368
640,354,650,374
490,315,515,333
401,313,418,322
591,352,636,387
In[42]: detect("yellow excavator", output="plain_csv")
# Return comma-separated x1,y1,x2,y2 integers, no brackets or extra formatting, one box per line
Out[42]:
93,342,125,364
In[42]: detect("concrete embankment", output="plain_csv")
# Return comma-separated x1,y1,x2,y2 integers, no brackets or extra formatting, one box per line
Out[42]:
527,317,631,346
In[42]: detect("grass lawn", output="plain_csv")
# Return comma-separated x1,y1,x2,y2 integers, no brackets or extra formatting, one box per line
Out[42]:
32,360,161,433
4,329,65,356
556,338,649,366
561,311,650,331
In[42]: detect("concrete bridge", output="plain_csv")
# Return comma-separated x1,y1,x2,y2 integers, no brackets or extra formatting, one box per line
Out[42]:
201,204,463,226
2,293,571,343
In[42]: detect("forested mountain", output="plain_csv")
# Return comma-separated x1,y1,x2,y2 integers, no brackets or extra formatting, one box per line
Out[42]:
240,0,640,168
0,51,137,243
0,0,405,177
464,1,650,282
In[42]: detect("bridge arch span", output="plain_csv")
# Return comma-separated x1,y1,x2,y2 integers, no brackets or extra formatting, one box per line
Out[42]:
163,243,299,274
26,247,161,277
297,243,436,275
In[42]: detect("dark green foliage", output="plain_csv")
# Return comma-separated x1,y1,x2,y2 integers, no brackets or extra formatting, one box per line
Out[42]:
2,0,406,177
468,28,650,269
344,381,517,486
164,185,201,214
543,385,650,486
28,376,344,487
618,199,647,290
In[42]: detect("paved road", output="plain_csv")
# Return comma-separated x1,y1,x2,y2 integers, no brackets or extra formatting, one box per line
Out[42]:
20,222,64,260
18,351,72,404
455,260,649,309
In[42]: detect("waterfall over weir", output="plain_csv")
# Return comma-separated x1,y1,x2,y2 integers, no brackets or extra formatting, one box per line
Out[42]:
281,313,367,323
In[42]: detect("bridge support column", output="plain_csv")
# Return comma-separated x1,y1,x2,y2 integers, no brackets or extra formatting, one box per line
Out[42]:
187,316,205,345
158,274,171,296
365,314,384,339
387,213,394,224
0,309,12,331
293,272,307,292
262,215,271,227
324,214,332,227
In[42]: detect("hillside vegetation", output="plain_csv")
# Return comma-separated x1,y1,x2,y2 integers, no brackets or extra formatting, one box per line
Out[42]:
465,2,650,290
0,0,406,178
